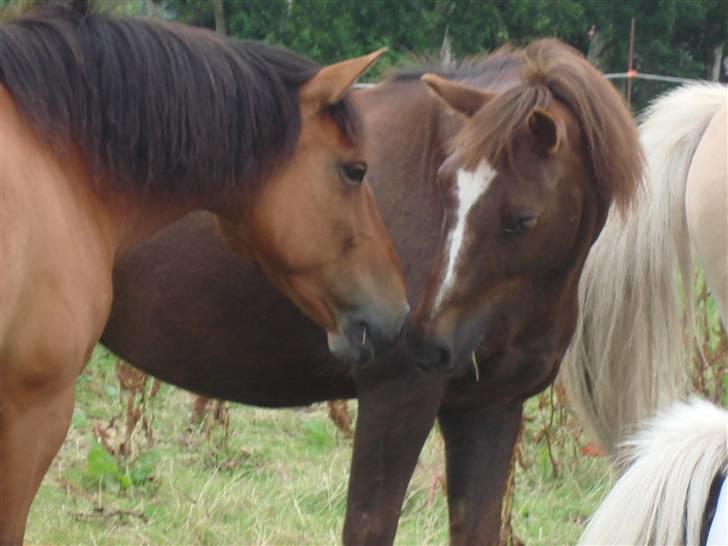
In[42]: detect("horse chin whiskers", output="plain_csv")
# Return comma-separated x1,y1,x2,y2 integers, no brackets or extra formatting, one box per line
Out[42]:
471,352,480,382
327,329,374,365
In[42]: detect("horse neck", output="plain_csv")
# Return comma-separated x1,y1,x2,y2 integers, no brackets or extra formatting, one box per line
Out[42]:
357,81,459,300
1,87,199,262
45,163,199,262
46,149,200,260
98,187,201,258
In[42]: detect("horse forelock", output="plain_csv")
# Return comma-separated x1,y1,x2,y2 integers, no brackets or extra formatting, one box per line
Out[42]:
456,79,551,172
524,40,644,212
451,40,643,212
0,5,359,198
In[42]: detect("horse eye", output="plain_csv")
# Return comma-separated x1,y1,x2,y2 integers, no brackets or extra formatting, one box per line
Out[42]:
340,162,367,185
503,215,538,236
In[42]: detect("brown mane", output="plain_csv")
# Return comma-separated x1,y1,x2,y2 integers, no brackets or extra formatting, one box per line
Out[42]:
0,4,360,197
455,39,643,212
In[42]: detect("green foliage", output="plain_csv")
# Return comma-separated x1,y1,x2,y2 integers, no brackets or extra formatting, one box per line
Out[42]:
4,0,725,102
690,270,728,405
302,418,336,449
163,0,726,93
83,440,130,491
127,448,162,485
83,440,161,492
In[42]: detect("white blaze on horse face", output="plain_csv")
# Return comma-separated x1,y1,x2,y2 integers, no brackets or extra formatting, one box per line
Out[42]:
432,160,496,314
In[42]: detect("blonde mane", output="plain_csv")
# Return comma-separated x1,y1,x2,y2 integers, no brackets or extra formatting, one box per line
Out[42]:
560,82,728,453
579,398,728,545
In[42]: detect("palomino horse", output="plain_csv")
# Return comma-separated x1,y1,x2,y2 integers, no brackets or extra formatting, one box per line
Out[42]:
99,40,642,545
561,82,728,454
579,398,728,545
0,5,408,544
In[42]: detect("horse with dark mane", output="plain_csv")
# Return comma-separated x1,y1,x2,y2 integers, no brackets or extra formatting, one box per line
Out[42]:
99,39,642,545
0,5,408,544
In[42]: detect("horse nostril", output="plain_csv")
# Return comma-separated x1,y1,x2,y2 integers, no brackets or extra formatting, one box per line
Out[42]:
406,323,453,372
436,344,451,367
428,339,453,370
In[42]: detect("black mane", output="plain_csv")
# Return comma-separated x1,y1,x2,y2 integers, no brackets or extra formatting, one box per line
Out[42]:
0,5,357,196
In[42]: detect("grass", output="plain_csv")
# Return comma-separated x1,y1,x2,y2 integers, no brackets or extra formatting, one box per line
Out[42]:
24,285,726,546
25,347,611,546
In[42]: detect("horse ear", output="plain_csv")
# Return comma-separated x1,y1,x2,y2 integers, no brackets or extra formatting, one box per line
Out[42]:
527,107,564,155
300,48,387,106
421,73,494,117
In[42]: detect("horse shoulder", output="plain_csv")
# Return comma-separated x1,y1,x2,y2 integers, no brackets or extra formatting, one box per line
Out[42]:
0,88,113,390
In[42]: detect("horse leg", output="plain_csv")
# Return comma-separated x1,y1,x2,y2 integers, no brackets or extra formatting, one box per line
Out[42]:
343,358,444,546
0,378,76,545
439,401,523,546
0,270,110,544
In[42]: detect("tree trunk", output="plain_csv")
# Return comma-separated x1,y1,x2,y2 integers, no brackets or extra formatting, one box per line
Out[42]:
440,27,454,67
711,43,723,81
586,26,608,72
211,0,226,35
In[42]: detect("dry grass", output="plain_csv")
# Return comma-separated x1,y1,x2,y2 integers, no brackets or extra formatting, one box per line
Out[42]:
25,347,610,546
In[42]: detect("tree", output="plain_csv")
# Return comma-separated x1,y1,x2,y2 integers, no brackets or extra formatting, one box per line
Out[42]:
210,0,225,34
6,0,721,104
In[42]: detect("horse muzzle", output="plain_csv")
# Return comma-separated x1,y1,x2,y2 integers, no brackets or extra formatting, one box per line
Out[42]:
327,302,409,364
405,321,456,374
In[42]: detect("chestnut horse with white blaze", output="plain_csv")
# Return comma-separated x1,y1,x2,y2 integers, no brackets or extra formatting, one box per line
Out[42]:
99,41,642,545
407,43,641,390
0,5,407,544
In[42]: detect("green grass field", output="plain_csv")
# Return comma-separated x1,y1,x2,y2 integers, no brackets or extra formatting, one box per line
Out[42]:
25,346,612,546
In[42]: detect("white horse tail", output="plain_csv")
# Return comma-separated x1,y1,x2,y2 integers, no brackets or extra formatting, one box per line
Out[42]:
560,82,728,454
579,398,728,546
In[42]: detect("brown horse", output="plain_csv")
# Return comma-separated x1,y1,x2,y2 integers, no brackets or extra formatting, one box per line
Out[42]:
0,5,408,544
100,40,642,545
407,42,641,379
